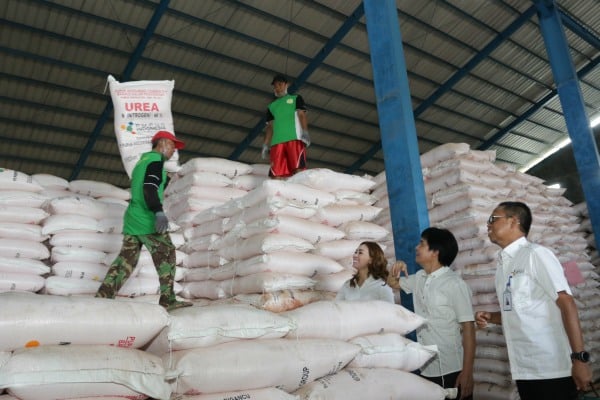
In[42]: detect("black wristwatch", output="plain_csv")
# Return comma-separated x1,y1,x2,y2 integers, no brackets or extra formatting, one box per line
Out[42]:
570,351,590,363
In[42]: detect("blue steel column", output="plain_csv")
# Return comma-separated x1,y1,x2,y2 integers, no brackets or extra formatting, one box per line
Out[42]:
535,0,600,250
363,0,429,290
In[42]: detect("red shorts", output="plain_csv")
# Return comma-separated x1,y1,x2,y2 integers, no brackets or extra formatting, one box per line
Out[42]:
269,140,307,178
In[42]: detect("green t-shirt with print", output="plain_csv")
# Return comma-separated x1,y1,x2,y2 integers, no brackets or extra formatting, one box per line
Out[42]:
268,94,304,145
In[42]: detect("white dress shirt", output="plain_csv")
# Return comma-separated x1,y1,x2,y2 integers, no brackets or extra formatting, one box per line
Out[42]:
495,236,572,380
402,266,474,377
336,275,395,303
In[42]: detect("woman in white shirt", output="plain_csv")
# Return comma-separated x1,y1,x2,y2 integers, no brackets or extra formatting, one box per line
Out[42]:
336,241,394,303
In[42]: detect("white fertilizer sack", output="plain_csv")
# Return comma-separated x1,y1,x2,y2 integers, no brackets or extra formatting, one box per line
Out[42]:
108,75,180,177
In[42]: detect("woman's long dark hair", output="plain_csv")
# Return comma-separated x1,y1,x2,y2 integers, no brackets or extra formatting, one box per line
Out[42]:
350,241,389,287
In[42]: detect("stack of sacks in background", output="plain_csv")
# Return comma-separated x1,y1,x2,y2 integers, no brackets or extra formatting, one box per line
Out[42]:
32,173,73,198
288,169,388,295
176,168,389,312
0,292,171,399
575,201,599,267
230,163,271,192
0,169,49,293
176,177,341,307
570,201,600,379
162,157,259,303
147,299,453,399
164,157,252,229
38,179,140,298
369,142,600,400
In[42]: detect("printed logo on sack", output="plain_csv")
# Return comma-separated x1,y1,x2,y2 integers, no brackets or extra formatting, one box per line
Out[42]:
117,336,136,348
120,121,137,135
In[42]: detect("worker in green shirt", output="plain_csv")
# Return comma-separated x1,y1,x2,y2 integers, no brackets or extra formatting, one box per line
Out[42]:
262,74,310,178
96,130,192,312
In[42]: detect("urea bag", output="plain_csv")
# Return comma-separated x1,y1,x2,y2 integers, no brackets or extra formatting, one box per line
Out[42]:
0,190,49,207
220,272,316,296
208,252,344,280
0,345,170,400
68,180,131,201
0,169,43,192
177,387,298,400
145,303,293,355
0,272,45,293
293,367,456,400
0,206,48,225
108,75,180,177
287,168,376,193
0,292,168,351
233,289,335,313
283,300,425,340
348,332,438,371
165,338,359,394
178,157,253,178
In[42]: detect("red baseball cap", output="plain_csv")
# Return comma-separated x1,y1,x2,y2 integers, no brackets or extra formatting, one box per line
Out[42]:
151,130,185,150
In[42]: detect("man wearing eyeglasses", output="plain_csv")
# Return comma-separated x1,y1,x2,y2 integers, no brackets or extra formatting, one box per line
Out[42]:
475,201,592,400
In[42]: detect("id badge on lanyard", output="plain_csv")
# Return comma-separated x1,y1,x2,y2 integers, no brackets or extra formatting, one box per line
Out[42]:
503,275,512,311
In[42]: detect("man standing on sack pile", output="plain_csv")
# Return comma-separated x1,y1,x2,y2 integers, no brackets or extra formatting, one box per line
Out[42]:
95,130,192,312
262,74,310,178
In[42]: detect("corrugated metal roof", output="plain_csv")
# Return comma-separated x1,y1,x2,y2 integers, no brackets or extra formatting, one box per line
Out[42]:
0,0,598,187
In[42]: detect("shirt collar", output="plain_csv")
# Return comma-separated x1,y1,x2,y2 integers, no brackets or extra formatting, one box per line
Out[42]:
500,236,528,262
427,266,450,278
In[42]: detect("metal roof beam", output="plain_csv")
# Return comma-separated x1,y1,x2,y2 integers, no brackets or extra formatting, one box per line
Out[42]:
413,5,537,117
479,55,600,149
346,5,537,173
3,10,507,154
4,17,386,143
535,0,600,251
69,0,171,180
558,9,600,50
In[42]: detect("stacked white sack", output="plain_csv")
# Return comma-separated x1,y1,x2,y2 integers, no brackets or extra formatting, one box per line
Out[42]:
177,178,335,302
40,177,189,302
166,337,359,396
32,173,72,199
287,169,388,294
174,388,298,400
39,180,131,296
150,304,316,397
165,157,252,229
177,168,389,311
294,368,455,400
230,162,270,191
146,303,294,356
164,157,253,300
570,201,600,378
573,201,599,267
370,142,600,399
0,169,50,293
0,292,171,399
156,299,444,398
285,300,455,400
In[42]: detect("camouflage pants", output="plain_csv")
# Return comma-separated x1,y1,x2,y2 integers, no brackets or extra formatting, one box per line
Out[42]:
95,233,177,306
